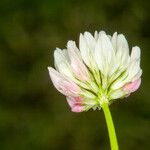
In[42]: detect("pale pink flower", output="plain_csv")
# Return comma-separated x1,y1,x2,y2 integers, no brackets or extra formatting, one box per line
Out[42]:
48,31,142,112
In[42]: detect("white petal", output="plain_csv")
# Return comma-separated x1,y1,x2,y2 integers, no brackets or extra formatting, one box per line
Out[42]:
95,32,115,76
101,32,115,63
94,31,99,41
131,46,141,61
126,46,141,82
116,34,129,69
127,60,141,81
67,41,90,81
54,48,73,78
111,71,128,90
83,32,96,50
62,49,70,62
111,32,117,51
67,41,81,59
79,33,98,72
107,35,112,40
94,34,104,72
117,34,129,54
131,69,142,82
79,33,90,66
110,89,125,99
111,80,126,90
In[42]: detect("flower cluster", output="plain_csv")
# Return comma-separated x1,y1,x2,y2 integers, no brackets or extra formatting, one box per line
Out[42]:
48,31,142,112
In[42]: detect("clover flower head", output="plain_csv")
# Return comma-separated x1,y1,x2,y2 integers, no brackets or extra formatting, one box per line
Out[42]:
48,31,142,113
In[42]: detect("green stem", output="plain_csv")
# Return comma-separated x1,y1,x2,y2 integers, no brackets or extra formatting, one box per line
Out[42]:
101,102,119,150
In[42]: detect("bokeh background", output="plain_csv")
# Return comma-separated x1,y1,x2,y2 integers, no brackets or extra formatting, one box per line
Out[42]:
0,0,150,149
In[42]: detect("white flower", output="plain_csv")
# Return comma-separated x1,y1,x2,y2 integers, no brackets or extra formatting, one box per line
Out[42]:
48,31,142,112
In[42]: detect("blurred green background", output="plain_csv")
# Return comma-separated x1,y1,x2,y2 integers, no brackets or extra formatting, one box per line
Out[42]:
0,0,150,149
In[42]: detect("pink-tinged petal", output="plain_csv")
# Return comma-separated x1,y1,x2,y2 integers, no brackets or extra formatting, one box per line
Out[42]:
66,97,85,113
123,78,141,93
67,41,90,81
48,67,81,97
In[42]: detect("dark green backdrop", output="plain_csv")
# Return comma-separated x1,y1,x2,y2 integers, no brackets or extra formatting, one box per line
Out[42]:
0,0,150,149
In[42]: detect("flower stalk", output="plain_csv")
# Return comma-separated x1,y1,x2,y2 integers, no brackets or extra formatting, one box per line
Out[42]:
102,102,119,150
